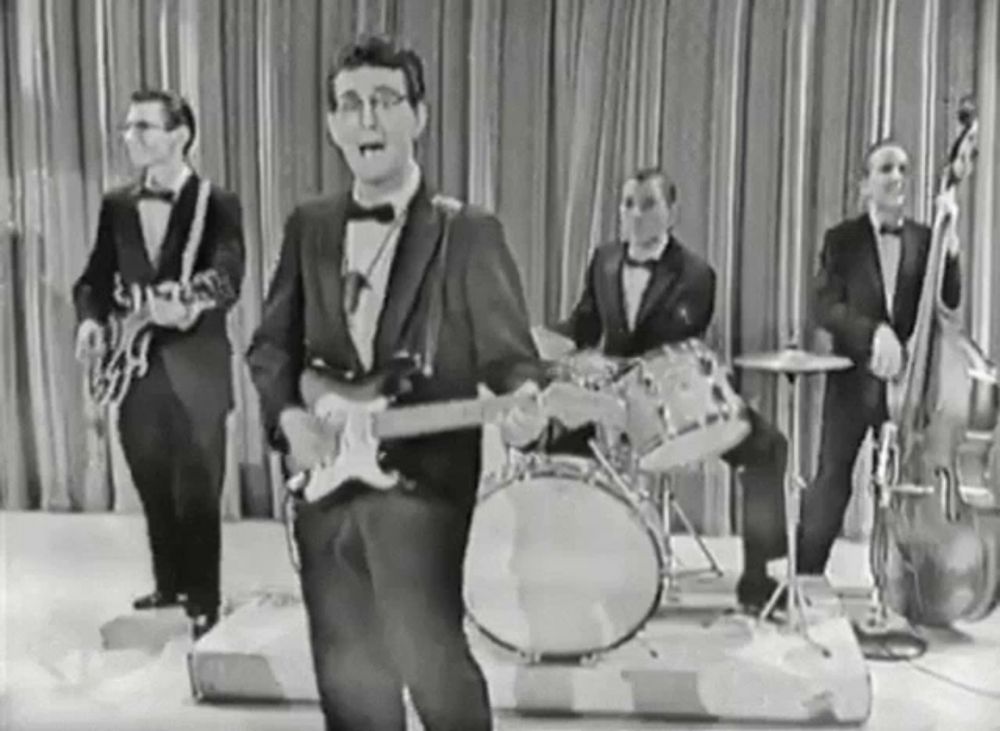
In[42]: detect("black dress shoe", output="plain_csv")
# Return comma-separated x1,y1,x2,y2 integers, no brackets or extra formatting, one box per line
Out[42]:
736,574,784,615
132,591,183,611
190,611,218,641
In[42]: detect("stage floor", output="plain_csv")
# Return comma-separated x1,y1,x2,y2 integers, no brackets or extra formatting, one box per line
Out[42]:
2,510,999,730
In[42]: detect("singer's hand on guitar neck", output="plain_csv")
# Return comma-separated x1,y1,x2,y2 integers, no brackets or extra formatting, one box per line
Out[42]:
280,407,338,474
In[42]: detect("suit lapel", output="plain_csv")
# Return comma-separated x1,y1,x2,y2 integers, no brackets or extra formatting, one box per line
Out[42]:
373,187,443,367
154,174,199,280
858,216,890,321
599,244,629,336
316,196,363,372
634,240,680,329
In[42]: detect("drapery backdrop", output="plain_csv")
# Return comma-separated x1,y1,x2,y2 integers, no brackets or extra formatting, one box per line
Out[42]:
3,0,1000,538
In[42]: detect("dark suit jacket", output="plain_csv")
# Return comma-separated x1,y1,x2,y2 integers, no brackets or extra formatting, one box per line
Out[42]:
555,236,716,354
814,214,961,425
73,174,245,430
245,184,540,509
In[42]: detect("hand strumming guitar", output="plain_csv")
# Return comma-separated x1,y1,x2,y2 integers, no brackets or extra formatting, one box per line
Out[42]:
280,407,338,474
148,281,202,330
498,381,548,448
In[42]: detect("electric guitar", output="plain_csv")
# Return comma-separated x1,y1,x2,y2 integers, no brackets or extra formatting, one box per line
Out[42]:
285,354,626,502
87,269,232,407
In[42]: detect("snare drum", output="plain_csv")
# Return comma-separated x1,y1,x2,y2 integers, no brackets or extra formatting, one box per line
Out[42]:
618,339,751,471
464,455,662,661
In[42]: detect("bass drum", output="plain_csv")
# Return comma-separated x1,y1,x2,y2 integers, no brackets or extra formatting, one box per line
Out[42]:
464,456,663,661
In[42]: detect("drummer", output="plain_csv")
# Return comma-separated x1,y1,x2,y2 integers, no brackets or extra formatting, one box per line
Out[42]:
547,167,790,613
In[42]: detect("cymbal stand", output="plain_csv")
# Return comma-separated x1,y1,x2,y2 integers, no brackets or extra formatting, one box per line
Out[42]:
758,371,830,656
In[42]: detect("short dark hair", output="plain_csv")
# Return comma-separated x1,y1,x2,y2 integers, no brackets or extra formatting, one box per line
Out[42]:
629,167,678,206
861,137,907,176
326,35,426,113
129,88,197,155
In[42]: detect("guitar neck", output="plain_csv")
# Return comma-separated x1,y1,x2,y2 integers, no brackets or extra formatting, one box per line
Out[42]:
372,392,528,440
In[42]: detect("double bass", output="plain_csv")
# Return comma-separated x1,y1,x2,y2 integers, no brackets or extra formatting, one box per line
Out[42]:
873,98,1000,626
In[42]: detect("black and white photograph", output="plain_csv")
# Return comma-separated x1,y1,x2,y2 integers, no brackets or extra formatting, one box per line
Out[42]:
2,1,999,729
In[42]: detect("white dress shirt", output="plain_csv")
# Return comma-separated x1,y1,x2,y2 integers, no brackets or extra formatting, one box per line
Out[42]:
868,208,902,316
622,235,671,331
138,166,191,269
344,162,422,370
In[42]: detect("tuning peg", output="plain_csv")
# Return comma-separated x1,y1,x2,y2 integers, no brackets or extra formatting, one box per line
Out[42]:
957,94,976,126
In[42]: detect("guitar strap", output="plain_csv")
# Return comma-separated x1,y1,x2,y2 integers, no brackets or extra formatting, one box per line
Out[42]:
418,195,460,377
179,178,213,285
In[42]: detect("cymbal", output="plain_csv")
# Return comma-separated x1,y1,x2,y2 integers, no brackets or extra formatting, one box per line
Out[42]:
733,347,852,374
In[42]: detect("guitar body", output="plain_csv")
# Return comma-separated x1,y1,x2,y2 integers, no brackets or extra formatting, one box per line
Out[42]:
86,271,231,408
290,356,422,500
88,309,153,407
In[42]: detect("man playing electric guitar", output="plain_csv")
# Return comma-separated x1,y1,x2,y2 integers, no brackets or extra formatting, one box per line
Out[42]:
73,89,244,640
246,36,547,731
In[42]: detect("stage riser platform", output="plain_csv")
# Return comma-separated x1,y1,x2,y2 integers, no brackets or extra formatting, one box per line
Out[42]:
185,577,871,725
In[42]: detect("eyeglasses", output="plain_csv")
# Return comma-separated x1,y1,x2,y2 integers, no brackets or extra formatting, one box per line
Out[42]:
334,89,407,120
117,121,168,135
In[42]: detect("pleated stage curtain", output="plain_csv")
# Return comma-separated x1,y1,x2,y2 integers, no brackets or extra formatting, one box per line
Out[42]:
3,0,1000,541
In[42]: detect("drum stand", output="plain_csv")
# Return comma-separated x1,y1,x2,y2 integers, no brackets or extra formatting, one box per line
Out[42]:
588,440,723,598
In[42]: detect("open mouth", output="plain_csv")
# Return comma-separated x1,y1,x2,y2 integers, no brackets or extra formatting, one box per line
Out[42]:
359,142,385,158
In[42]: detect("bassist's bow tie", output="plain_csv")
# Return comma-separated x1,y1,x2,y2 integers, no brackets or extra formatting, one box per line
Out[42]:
624,255,657,271
346,199,395,224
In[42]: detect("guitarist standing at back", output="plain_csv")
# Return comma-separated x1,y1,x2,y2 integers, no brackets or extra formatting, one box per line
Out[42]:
246,36,545,731
73,89,245,640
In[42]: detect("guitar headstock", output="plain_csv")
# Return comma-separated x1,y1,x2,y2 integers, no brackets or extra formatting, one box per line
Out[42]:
541,381,626,430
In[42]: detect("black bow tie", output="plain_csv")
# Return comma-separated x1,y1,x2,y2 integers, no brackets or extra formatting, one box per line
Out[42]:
136,186,175,204
624,255,657,271
346,199,395,224
878,222,904,236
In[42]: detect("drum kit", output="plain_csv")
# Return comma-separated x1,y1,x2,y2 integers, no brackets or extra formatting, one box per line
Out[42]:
464,336,852,663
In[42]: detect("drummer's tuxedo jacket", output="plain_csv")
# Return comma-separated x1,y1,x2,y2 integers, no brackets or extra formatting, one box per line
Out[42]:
555,236,716,354
814,213,961,424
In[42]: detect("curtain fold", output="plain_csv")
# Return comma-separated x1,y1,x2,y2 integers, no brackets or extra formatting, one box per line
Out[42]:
4,0,999,543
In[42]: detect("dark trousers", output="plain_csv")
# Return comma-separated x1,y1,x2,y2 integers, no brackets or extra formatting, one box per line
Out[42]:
118,353,227,616
294,488,492,731
548,407,787,578
799,402,879,574
721,408,788,577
